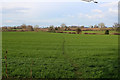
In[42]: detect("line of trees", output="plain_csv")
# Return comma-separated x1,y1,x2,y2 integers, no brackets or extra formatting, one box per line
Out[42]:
21,24,34,31
48,23,120,32
1,22,120,32
2,24,40,32
48,24,71,32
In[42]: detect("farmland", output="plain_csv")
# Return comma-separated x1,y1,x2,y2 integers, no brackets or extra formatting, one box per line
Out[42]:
2,31,119,78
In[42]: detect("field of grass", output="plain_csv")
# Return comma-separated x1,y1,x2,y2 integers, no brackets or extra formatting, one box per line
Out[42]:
2,31,119,78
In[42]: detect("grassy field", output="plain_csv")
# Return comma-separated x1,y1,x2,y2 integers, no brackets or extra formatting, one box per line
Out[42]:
2,31,119,78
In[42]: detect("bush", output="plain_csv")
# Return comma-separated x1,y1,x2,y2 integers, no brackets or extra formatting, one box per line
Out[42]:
55,27,58,30
113,33,120,35
105,30,109,35
84,33,88,34
71,32,76,34
76,28,82,34
48,26,55,32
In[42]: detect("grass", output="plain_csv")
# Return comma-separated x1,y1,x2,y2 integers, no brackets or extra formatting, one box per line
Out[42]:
2,31,119,78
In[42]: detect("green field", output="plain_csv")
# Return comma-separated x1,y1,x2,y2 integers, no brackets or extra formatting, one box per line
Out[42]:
2,31,119,78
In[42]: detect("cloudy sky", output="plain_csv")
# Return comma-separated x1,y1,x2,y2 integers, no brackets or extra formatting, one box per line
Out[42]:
0,0,119,27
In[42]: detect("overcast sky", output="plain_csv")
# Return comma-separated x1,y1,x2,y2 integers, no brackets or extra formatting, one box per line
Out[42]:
0,0,119,27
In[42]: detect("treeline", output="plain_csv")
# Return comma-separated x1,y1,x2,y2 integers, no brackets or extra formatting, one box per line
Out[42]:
48,24,71,33
48,23,120,32
2,24,40,32
1,23,120,32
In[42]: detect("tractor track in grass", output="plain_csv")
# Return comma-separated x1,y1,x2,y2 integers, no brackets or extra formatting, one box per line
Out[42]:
62,36,82,78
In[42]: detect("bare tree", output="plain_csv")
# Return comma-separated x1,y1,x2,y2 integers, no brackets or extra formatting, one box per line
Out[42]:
7,27,12,30
113,23,120,31
81,26,84,28
27,25,34,31
34,25,39,32
113,23,120,27
48,25,55,32
21,24,27,30
61,23,66,28
94,25,98,28
98,23,105,28
57,27,62,32
34,25,39,28
60,23,67,31
68,27,71,31
89,25,93,28
2,27,7,31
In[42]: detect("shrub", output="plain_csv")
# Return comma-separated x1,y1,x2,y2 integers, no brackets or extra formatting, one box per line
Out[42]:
55,27,58,30
71,32,76,34
76,28,82,34
113,33,120,35
84,33,88,34
105,30,109,35
59,31,63,33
